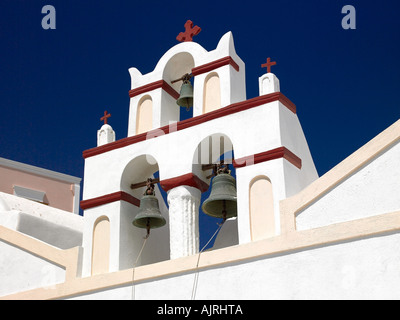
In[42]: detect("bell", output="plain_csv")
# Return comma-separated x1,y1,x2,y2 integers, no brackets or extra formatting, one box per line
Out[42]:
176,80,193,110
132,178,166,235
202,172,237,220
132,194,166,230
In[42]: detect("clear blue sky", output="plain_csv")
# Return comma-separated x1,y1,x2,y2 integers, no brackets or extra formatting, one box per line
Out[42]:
1,0,399,246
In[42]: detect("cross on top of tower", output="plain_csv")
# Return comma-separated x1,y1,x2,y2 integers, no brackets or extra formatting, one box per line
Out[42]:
261,57,277,73
176,20,201,42
100,110,111,125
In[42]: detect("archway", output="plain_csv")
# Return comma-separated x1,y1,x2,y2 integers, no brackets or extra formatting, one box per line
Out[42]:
163,52,195,121
192,133,238,251
120,154,170,267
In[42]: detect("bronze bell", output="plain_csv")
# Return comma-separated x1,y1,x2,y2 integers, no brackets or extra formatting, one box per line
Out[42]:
176,79,193,111
132,179,166,235
172,73,194,111
202,164,237,220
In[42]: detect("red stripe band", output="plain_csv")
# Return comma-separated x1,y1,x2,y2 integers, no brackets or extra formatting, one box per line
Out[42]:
83,92,296,159
160,173,209,193
191,56,240,76
80,173,209,210
80,191,141,210
80,147,301,211
129,80,180,100
233,147,302,169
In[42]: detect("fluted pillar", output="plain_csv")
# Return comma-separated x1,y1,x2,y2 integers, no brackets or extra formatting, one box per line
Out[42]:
167,185,201,259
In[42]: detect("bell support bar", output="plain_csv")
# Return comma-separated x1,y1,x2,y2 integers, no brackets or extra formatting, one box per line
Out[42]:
130,178,160,190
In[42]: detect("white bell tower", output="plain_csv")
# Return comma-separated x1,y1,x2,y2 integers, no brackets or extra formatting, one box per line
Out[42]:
80,21,318,277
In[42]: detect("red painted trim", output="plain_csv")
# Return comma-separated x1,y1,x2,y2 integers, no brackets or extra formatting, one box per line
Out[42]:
80,191,140,210
161,81,180,100
192,56,239,76
278,93,296,114
83,92,296,159
282,148,302,169
233,147,302,169
128,80,179,100
160,173,209,193
81,174,208,211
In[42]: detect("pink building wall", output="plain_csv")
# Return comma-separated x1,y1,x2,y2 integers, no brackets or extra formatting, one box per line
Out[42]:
0,158,81,214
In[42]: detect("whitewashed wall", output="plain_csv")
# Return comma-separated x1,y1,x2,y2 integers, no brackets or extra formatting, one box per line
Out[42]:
296,141,400,230
0,240,65,297
69,231,400,300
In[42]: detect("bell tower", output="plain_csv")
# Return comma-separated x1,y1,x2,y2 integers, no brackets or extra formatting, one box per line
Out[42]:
80,21,318,277
127,23,246,137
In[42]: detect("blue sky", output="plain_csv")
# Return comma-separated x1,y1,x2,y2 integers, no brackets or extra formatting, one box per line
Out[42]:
1,1,399,246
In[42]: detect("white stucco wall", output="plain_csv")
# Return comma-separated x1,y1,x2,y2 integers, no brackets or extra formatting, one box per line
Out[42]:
81,185,170,277
0,240,65,297
68,231,400,300
83,101,315,200
0,192,83,249
296,140,400,230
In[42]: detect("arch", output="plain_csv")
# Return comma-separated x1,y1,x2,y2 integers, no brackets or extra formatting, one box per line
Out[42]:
119,154,170,267
136,95,153,135
120,154,159,197
161,52,195,124
249,176,275,241
191,133,238,250
162,52,195,93
192,133,234,179
91,216,110,275
203,72,221,114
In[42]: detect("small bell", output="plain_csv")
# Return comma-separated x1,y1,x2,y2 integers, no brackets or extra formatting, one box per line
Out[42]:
132,178,166,237
172,73,194,111
202,162,237,220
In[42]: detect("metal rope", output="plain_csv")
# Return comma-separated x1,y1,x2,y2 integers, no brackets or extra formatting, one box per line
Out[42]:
191,221,225,300
131,233,149,300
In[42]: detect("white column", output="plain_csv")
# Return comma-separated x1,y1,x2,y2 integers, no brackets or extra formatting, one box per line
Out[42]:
167,185,201,259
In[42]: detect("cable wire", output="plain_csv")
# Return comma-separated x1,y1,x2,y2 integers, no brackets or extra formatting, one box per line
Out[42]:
131,233,149,300
191,221,224,300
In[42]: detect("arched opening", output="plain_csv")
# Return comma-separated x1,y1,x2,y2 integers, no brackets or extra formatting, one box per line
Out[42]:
120,155,169,268
203,72,221,114
192,133,238,251
162,52,195,122
249,176,275,240
136,95,153,135
91,216,110,275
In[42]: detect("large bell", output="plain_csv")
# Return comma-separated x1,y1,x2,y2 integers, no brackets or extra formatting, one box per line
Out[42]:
132,178,166,234
176,80,193,110
202,172,237,220
132,194,166,230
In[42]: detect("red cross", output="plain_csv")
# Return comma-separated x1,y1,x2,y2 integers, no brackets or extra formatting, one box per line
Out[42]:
176,20,201,42
261,57,277,73
100,110,111,125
